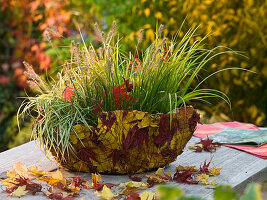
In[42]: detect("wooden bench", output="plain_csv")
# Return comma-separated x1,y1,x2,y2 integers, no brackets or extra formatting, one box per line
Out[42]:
1,136,267,200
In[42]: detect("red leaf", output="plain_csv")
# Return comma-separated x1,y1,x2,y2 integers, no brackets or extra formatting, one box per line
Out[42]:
162,47,171,61
154,114,174,147
173,170,198,184
127,174,142,182
48,192,63,199
63,87,76,104
99,111,117,132
108,149,128,167
195,138,220,152
134,127,149,149
124,193,140,200
71,175,87,188
113,84,134,108
77,148,98,165
199,160,211,174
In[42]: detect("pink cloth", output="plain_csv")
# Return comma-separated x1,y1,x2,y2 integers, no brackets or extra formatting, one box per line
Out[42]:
194,121,267,159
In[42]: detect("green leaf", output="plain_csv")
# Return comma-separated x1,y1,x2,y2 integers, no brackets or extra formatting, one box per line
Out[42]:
157,185,184,200
240,183,262,200
213,185,238,200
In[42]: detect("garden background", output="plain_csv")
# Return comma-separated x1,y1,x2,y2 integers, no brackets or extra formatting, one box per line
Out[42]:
0,0,266,152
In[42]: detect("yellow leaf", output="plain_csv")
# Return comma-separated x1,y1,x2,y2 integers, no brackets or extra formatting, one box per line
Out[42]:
155,12,162,19
92,173,102,183
139,115,151,128
11,185,28,197
208,167,222,176
119,181,147,188
95,185,116,200
144,8,150,17
155,167,164,175
40,169,63,185
197,173,209,185
13,161,28,179
139,191,155,200
29,166,48,176
135,111,145,120
209,180,217,186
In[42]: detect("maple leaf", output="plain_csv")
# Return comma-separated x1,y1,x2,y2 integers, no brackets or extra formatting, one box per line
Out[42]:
28,165,48,176
197,173,210,185
172,170,198,184
176,165,198,172
99,111,117,132
124,192,140,200
113,84,134,108
77,148,98,165
199,160,211,174
134,127,149,149
119,181,147,188
92,173,116,191
94,185,117,200
146,168,172,186
39,169,63,185
13,161,29,179
155,115,180,148
63,87,76,105
189,137,220,152
108,149,128,167
10,185,28,197
208,167,222,177
197,174,217,186
127,174,142,182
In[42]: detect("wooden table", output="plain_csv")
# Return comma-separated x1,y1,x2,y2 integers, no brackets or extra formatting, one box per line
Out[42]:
0,136,266,200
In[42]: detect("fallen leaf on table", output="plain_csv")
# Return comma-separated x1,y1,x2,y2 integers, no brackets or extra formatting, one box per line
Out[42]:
176,165,198,172
128,173,142,182
13,161,29,179
189,138,220,152
119,181,147,188
10,185,28,197
208,167,222,176
146,168,172,186
197,173,217,186
39,169,63,185
139,191,156,200
95,185,117,200
197,173,209,185
28,165,48,176
155,167,164,175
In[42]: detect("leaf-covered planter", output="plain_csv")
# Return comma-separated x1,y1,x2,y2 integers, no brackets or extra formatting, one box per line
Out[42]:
48,106,199,174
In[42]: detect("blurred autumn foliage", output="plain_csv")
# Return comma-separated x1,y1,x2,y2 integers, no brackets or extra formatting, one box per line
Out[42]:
92,0,267,125
0,0,266,151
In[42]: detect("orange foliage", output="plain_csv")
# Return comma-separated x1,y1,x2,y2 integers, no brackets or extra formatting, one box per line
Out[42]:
0,0,71,87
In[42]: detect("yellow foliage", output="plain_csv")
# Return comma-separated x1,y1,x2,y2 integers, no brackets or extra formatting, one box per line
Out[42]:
144,8,150,17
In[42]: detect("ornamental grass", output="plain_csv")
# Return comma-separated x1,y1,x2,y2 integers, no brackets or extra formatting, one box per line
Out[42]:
19,23,236,174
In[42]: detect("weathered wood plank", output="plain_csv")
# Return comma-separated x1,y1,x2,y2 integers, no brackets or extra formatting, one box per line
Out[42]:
0,141,57,173
0,136,266,200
